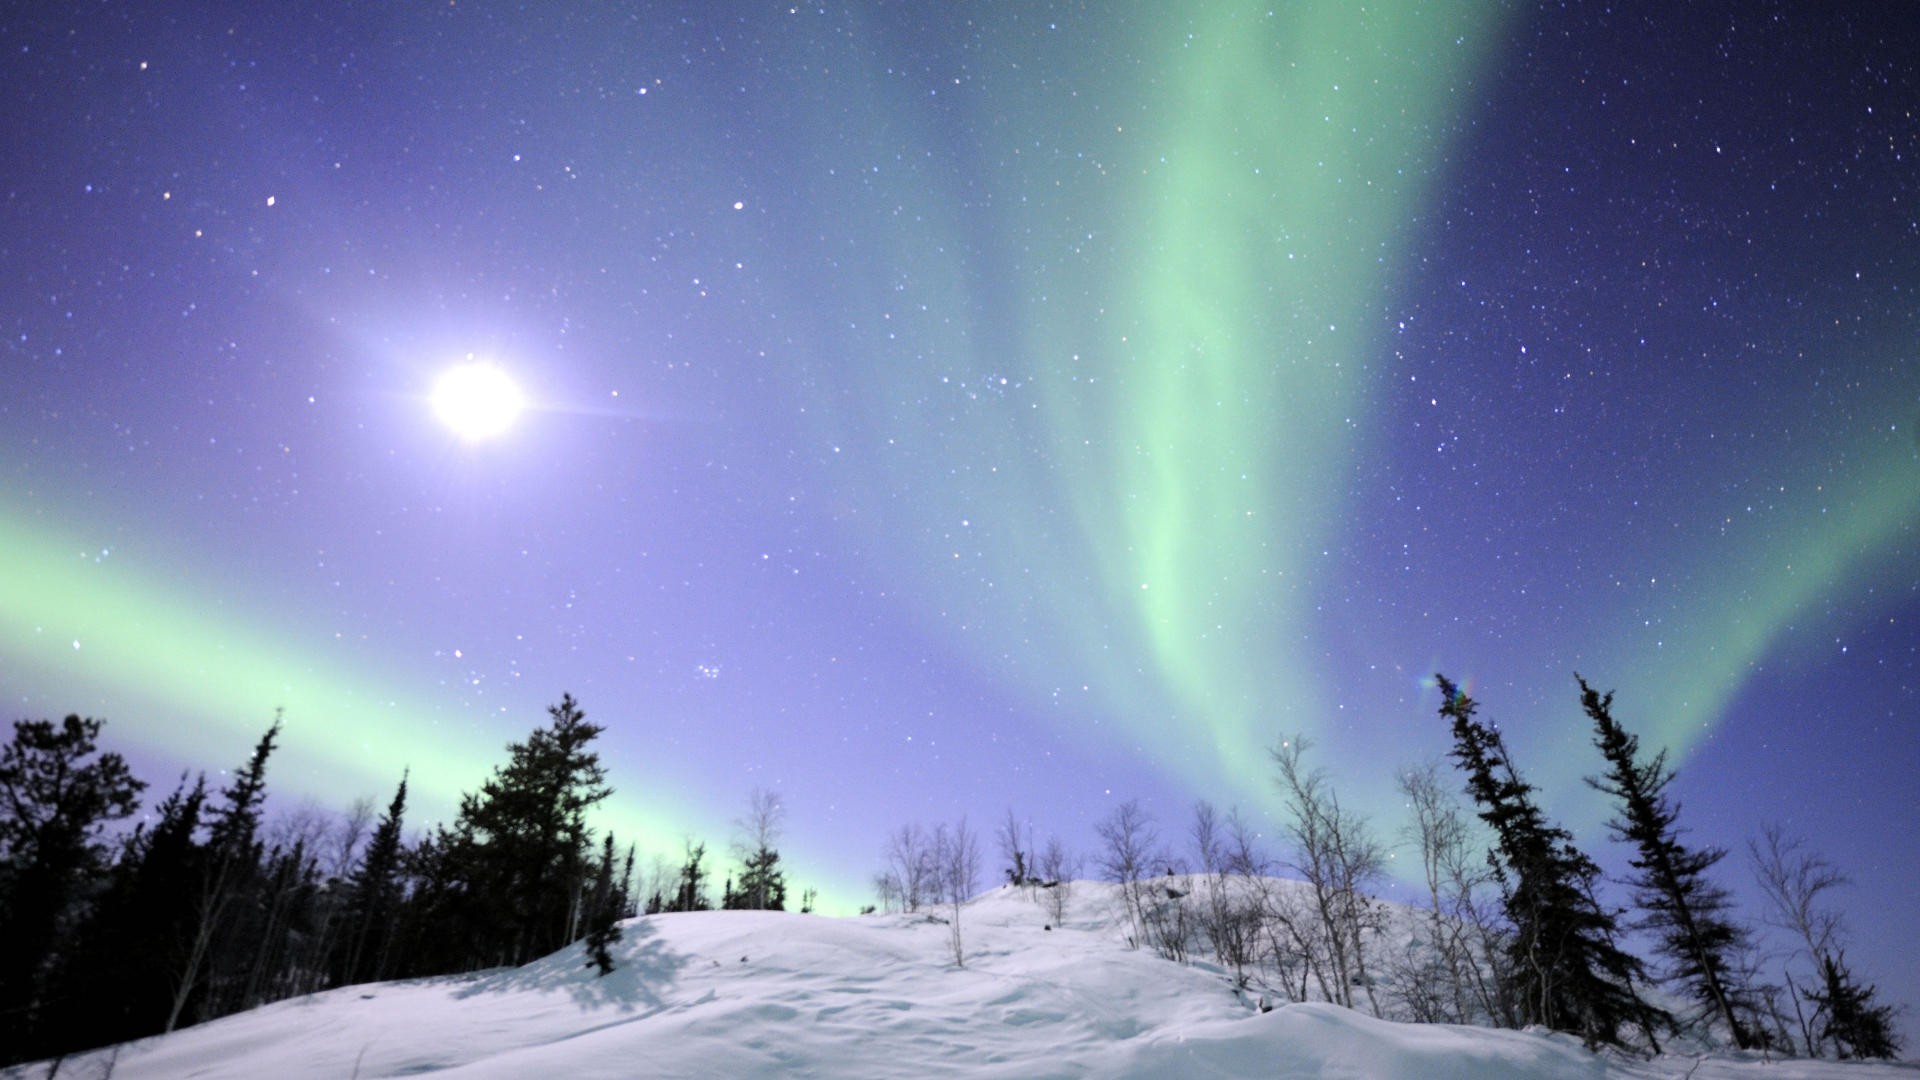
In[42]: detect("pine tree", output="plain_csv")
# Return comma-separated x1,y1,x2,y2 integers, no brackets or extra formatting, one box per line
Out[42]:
341,771,409,984
0,715,146,1061
1579,676,1756,1047
582,832,623,975
427,694,611,968
668,841,711,912
167,718,281,1033
1805,952,1901,1060
1435,674,1665,1050
42,773,209,1051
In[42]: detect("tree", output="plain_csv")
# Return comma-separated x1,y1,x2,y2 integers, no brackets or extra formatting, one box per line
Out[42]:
167,716,281,1033
582,833,625,976
998,807,1035,888
1749,824,1846,971
1394,761,1504,1025
1580,676,1756,1047
1034,833,1079,927
668,840,712,913
1747,824,1897,1058
40,773,209,1051
1804,952,1901,1060
1435,674,1663,1050
424,694,612,969
1270,736,1385,1014
0,714,145,1057
1191,800,1252,984
930,819,980,967
340,772,409,985
876,824,935,913
1092,799,1158,947
728,789,787,911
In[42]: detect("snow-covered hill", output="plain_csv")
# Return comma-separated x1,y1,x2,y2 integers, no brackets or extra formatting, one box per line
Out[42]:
10,883,1910,1079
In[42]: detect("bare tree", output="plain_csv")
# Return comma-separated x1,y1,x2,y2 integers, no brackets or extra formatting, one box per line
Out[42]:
1093,799,1159,947
730,788,787,910
1035,834,1079,926
334,797,376,878
1271,736,1385,1015
641,852,675,914
1394,761,1503,1024
931,819,980,966
1191,801,1258,986
734,789,785,861
1214,807,1325,1004
879,823,936,913
1749,823,1852,1055
1750,824,1848,970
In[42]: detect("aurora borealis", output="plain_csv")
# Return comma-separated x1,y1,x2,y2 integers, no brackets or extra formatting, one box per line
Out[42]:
3,0,1915,1030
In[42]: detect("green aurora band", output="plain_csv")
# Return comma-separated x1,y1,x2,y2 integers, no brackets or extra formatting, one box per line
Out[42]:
0,509,814,895
815,3,1512,809
815,1,1918,825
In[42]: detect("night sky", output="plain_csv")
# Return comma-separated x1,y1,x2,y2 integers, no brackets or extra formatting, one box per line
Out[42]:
4,0,1916,1029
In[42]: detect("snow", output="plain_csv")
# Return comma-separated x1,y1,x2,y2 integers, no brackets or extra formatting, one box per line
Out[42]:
10,883,1911,1079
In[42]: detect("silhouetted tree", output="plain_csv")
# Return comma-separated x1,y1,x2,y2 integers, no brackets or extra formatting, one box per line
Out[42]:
167,717,281,1033
998,806,1034,888
41,773,208,1051
340,771,409,985
1436,674,1664,1050
1804,952,1901,1060
668,840,712,912
0,715,145,1060
1580,675,1756,1047
425,694,612,969
582,833,624,975
1748,824,1898,1058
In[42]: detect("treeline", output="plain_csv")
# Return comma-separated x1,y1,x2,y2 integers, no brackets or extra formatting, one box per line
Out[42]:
2,677,1902,1066
0,694,798,1067
873,673,1901,1059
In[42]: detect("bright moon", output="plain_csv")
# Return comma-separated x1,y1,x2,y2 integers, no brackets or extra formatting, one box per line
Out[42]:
431,362,524,440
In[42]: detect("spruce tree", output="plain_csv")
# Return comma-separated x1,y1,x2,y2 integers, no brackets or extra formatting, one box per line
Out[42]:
668,841,711,912
1806,952,1902,1060
429,694,611,968
341,771,409,984
0,715,146,1061
1579,676,1756,1047
582,832,623,975
731,846,787,911
44,773,210,1050
1435,674,1664,1050
167,718,281,1033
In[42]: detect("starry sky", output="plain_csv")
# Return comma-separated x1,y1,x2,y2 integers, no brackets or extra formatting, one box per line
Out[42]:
3,0,1916,1028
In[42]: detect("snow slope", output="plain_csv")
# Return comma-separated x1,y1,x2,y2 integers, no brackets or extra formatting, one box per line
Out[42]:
10,884,1911,1079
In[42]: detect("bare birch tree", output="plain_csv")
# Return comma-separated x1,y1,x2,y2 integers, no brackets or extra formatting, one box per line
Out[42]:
1271,735,1385,1014
931,818,980,966
1750,823,1851,1055
1093,799,1158,948
1035,833,1079,925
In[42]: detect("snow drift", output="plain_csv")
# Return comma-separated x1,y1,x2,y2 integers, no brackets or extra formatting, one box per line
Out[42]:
8,883,1908,1079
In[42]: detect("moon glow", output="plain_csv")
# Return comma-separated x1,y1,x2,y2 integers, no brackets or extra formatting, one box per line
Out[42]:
431,362,524,441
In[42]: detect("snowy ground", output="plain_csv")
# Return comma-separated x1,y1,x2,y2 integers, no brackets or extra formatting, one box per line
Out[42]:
10,883,1912,1079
